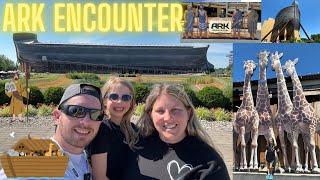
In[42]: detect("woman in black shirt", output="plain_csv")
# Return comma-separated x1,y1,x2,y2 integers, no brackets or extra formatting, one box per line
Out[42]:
265,138,278,179
123,84,230,180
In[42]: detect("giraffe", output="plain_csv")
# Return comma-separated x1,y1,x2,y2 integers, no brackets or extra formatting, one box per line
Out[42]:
234,60,259,171
270,51,293,172
271,52,311,173
256,50,277,168
283,58,320,173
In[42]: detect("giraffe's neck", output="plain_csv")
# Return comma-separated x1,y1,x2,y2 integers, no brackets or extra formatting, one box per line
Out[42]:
256,65,271,110
242,73,254,110
291,71,308,109
259,64,267,81
276,66,293,109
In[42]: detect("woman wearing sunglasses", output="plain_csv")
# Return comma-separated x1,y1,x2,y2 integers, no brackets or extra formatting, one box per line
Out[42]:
123,84,230,180
87,77,137,180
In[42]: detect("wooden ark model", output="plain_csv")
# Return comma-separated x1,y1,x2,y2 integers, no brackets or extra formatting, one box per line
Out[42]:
0,138,69,178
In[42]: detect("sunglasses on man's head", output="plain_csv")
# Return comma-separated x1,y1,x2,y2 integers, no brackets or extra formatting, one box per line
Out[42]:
59,105,104,121
104,93,133,102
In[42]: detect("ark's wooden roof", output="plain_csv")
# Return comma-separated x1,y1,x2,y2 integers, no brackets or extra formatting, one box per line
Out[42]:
12,139,59,151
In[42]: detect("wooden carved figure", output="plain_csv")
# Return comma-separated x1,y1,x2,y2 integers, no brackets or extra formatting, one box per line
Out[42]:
5,72,29,123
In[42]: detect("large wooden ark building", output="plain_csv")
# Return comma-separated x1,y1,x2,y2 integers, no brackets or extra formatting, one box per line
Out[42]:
13,33,214,74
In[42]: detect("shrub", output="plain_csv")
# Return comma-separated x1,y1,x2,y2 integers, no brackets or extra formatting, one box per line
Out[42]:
134,103,145,116
223,83,233,110
134,84,150,103
184,87,200,107
23,105,38,116
222,84,233,111
195,107,215,121
212,108,232,121
222,96,232,111
223,83,233,101
37,104,55,116
0,106,10,117
66,73,99,80
44,87,64,105
0,81,10,105
23,86,44,106
197,86,225,108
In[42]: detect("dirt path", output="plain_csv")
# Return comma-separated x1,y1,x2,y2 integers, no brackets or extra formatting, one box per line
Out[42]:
32,76,73,90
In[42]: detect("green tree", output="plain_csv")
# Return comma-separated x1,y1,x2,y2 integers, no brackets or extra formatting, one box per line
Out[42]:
311,34,320,40
210,66,232,77
226,64,232,71
0,55,16,71
303,34,320,43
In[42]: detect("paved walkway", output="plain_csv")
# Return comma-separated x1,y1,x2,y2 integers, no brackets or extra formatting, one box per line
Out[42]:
234,172,320,180
0,124,233,179
208,129,233,179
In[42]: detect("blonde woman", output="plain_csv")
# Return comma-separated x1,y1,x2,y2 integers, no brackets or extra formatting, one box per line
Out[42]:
87,77,137,180
123,84,230,180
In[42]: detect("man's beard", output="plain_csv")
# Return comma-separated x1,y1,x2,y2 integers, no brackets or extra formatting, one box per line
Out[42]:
60,123,95,149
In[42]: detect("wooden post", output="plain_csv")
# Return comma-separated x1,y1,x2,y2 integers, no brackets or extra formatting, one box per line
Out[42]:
25,64,30,122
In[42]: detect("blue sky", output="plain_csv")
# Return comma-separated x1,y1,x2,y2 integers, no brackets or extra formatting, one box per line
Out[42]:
262,0,320,39
233,43,320,82
0,0,232,68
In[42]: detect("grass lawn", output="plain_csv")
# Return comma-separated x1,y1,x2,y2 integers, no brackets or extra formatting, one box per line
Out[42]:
1,74,232,92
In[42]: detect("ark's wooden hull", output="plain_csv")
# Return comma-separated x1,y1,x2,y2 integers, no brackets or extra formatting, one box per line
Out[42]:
13,33,214,74
271,3,300,42
0,154,69,178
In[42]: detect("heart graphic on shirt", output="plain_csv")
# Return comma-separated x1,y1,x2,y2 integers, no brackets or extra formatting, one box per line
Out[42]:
167,160,193,180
